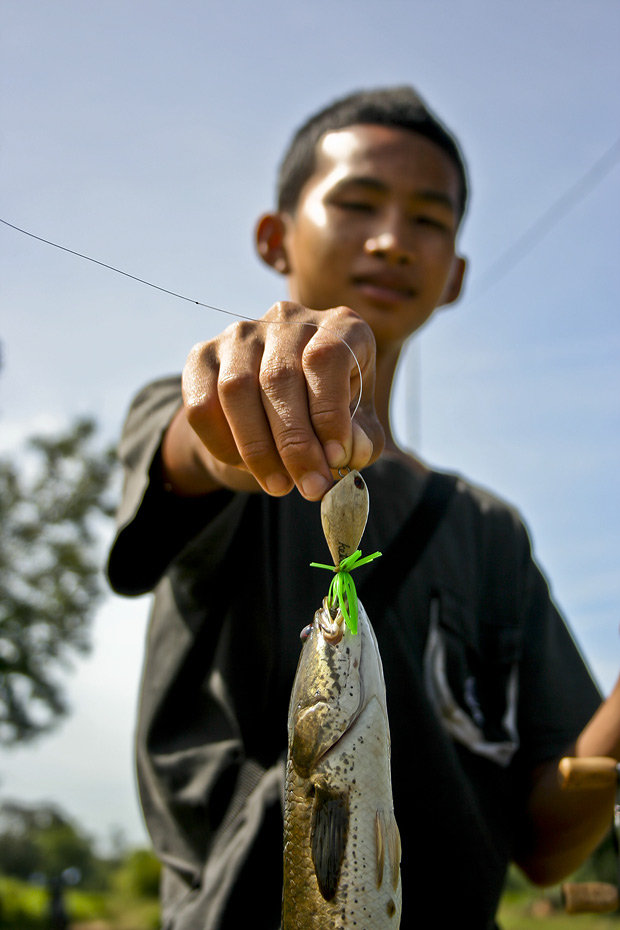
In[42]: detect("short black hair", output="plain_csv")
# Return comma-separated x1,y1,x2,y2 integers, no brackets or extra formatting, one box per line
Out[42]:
277,86,469,220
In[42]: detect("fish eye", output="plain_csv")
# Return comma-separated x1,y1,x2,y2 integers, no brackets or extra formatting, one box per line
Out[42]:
299,624,313,643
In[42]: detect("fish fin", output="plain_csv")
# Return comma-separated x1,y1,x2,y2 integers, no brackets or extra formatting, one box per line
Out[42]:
292,705,333,777
311,784,349,901
375,810,386,888
387,811,402,891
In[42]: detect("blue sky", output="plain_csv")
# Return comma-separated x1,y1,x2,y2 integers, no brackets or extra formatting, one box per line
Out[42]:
1,0,618,849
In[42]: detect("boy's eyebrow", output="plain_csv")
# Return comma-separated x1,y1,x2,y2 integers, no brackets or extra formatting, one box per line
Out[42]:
329,176,388,194
328,176,457,212
414,189,458,212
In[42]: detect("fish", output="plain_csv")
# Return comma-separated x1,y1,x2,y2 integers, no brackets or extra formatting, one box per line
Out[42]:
282,594,402,929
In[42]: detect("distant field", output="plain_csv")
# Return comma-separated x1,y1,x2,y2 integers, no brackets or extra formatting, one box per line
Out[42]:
499,886,619,929
2,872,619,928
0,876,159,930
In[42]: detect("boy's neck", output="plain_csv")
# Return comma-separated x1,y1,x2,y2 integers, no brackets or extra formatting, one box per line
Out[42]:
373,343,427,476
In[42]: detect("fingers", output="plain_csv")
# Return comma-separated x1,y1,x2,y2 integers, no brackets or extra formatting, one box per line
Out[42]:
350,420,376,471
181,303,384,500
257,345,332,499
182,338,242,467
184,322,294,494
300,308,383,472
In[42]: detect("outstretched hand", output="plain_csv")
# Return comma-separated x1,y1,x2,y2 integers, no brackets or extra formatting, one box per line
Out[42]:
163,302,384,500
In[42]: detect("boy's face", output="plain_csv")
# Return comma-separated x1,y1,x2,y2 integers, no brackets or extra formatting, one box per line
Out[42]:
258,124,466,353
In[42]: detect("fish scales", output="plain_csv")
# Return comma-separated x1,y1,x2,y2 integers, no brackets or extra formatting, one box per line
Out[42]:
283,598,402,929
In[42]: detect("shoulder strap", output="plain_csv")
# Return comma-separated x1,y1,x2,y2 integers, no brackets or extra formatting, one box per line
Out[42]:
358,471,458,621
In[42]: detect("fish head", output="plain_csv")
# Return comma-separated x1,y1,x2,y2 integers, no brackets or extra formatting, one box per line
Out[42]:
288,598,364,778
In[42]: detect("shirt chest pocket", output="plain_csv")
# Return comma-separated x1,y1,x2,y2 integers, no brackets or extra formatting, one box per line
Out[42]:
423,588,522,767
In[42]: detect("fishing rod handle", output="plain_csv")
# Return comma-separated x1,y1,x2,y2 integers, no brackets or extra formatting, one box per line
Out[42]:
562,881,619,914
558,756,619,791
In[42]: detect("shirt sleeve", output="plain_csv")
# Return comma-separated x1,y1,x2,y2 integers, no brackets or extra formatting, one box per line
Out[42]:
514,519,602,766
107,377,234,596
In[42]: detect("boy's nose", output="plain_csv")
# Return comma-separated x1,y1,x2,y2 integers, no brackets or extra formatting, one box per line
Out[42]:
364,231,413,266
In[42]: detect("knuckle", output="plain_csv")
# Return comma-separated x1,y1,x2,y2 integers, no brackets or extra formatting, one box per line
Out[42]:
335,304,375,338
258,360,297,394
265,300,300,323
223,319,257,342
218,369,256,404
277,429,315,461
333,304,361,320
326,305,364,331
184,391,220,429
309,404,343,430
212,446,243,467
303,336,347,367
187,338,215,361
182,342,218,404
239,437,276,466
311,308,376,366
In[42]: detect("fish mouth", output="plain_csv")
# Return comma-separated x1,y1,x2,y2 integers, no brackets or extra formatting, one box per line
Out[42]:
316,598,344,644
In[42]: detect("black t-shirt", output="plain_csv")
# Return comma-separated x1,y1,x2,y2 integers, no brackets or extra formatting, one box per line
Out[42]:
108,377,601,930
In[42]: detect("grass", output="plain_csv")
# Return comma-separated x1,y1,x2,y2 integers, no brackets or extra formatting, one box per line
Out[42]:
0,875,159,930
0,875,48,927
499,883,620,929
2,871,619,928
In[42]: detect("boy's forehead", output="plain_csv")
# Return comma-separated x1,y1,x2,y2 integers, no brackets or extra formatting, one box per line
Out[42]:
319,126,371,162
308,124,461,207
314,124,406,175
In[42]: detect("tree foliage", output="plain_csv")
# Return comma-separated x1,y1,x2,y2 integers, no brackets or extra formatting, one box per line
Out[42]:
0,418,117,745
0,800,161,902
0,801,98,884
113,849,161,898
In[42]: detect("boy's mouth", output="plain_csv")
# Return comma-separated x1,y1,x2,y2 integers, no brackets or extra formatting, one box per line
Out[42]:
352,273,416,305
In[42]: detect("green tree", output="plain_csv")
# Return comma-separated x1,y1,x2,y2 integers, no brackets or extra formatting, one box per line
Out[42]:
0,801,98,884
0,418,117,745
113,848,161,898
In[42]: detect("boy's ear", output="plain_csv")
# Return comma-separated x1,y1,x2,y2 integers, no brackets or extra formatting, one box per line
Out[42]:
439,255,467,307
255,213,291,275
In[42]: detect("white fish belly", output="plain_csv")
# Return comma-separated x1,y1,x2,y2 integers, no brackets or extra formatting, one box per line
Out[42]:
283,695,402,929
319,694,402,928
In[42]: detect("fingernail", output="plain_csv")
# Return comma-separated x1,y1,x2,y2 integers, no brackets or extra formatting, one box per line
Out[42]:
300,471,331,499
265,473,291,495
324,441,347,468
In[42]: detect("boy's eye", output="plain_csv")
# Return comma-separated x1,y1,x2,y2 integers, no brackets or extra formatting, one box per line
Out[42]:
413,214,449,232
333,199,376,213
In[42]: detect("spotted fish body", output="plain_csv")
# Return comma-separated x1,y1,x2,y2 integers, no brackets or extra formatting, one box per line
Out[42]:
283,597,402,929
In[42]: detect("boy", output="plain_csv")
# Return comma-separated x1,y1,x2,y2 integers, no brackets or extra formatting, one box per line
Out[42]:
108,87,620,929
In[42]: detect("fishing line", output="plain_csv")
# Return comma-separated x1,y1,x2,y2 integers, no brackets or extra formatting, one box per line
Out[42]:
0,217,364,419
468,135,620,299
